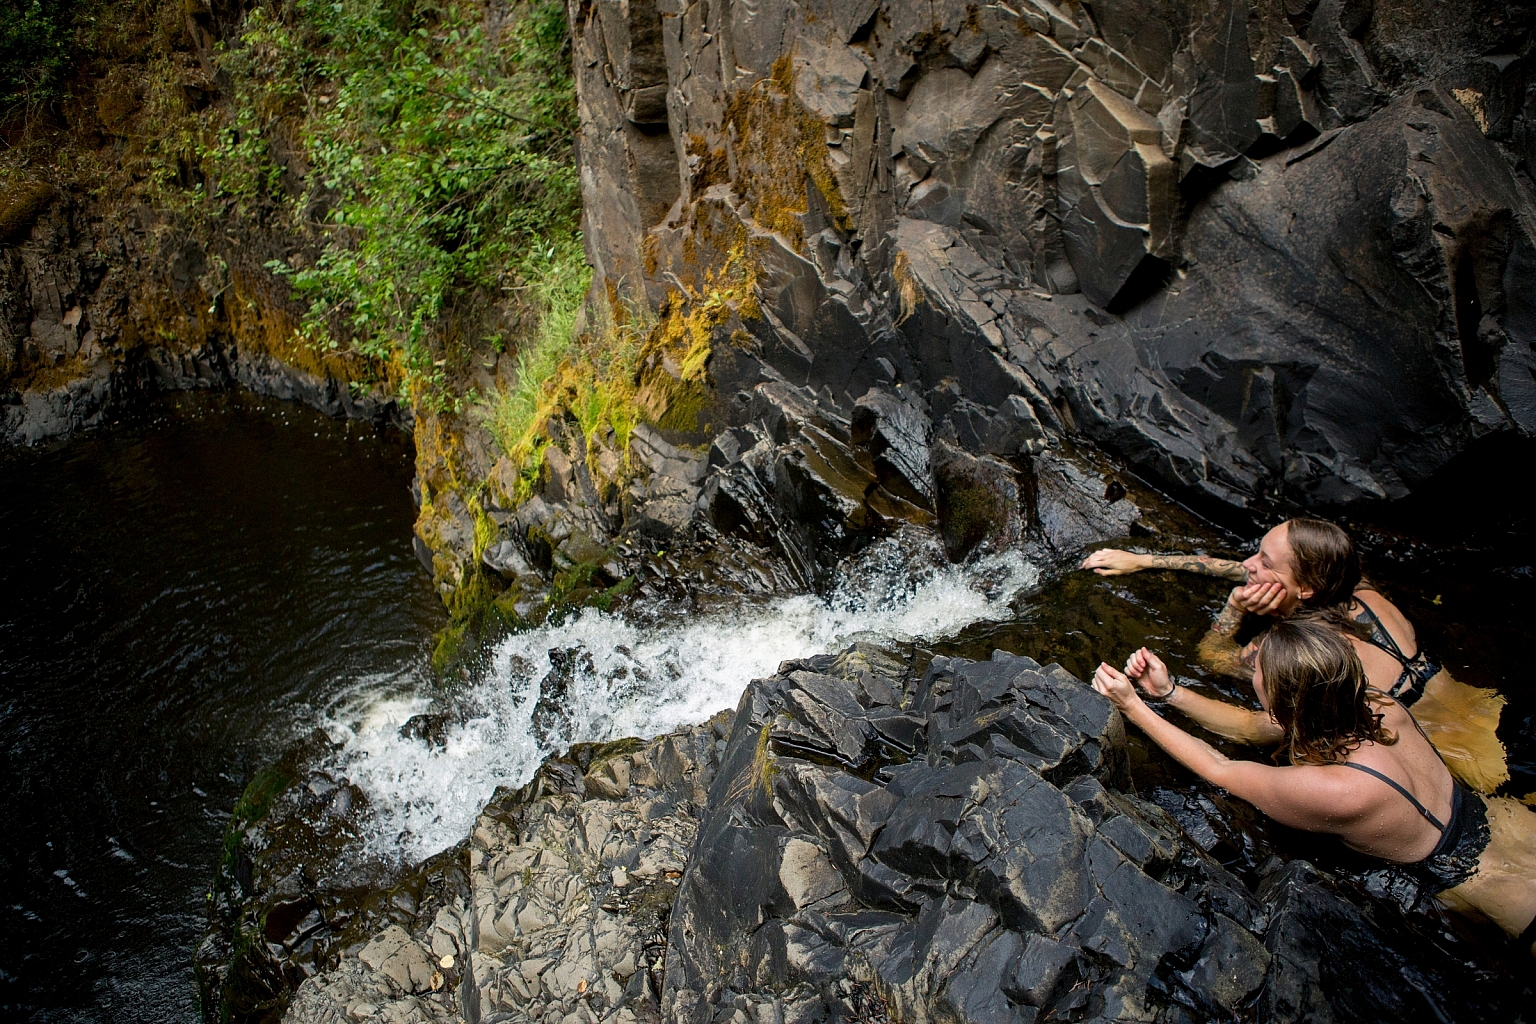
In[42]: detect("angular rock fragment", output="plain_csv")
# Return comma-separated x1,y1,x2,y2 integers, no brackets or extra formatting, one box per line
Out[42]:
1059,78,1178,306
851,385,934,506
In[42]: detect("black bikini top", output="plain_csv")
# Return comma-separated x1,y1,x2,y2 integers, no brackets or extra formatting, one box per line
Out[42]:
1341,759,1487,894
1353,600,1440,707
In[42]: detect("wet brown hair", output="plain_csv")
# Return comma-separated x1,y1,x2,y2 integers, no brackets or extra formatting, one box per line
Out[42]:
1259,619,1395,765
1284,518,1362,609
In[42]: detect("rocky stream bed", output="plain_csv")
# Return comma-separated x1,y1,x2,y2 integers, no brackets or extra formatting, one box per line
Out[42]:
246,640,1525,1024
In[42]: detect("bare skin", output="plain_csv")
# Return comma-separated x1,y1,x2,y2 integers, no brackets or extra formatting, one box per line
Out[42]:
1093,658,1536,949
1123,647,1282,745
1084,528,1309,679
1081,549,1248,582
1086,528,1509,793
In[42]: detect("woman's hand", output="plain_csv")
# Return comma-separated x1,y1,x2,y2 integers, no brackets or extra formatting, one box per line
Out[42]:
1080,549,1147,576
1125,647,1175,699
1229,580,1288,616
1092,663,1143,711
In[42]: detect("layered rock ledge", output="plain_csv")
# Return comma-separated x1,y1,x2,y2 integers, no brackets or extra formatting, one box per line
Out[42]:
277,643,1508,1024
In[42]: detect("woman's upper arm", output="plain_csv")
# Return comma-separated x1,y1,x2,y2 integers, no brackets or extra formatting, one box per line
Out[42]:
1246,709,1284,744
1209,762,1362,832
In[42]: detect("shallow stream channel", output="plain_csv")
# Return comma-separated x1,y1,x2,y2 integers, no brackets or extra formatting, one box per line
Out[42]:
1,392,1532,1021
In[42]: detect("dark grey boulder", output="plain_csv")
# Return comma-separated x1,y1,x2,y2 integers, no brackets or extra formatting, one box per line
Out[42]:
1030,449,1142,557
660,643,1508,1024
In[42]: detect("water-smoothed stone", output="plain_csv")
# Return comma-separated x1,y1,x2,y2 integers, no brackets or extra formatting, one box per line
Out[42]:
359,926,439,995
1030,448,1142,557
931,441,1025,561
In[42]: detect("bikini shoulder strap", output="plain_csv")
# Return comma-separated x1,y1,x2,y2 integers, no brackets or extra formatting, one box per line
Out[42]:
1352,599,1409,664
1342,761,1446,832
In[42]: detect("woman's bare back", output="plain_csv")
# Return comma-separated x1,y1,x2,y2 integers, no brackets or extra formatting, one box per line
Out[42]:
1321,698,1452,861
1348,588,1509,793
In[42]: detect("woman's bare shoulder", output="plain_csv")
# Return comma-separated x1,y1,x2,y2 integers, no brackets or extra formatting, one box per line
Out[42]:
1373,695,1417,733
1256,761,1381,822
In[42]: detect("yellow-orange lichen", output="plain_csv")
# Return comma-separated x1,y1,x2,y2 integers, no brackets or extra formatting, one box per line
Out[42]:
725,54,852,250
893,250,923,324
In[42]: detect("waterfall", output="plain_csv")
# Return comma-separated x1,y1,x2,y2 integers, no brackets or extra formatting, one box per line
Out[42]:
325,533,1039,863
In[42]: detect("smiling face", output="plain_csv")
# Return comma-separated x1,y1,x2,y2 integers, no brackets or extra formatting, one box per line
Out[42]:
1240,524,1313,615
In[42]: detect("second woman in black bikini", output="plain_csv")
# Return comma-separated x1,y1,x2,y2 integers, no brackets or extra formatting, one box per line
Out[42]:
1092,620,1536,956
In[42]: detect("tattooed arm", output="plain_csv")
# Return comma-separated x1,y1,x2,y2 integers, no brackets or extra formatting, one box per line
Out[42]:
1196,594,1255,680
1195,579,1288,680
1080,549,1248,581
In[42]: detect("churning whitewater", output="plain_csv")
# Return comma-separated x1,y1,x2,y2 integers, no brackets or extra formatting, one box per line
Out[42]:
326,536,1039,863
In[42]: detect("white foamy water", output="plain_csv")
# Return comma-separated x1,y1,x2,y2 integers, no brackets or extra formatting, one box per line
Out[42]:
326,536,1038,863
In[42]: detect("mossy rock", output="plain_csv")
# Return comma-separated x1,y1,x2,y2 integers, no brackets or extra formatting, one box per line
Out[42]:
0,178,54,242
939,484,1004,560
567,736,645,774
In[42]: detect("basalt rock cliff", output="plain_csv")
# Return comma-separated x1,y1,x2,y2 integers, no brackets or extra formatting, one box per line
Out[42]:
568,0,1536,509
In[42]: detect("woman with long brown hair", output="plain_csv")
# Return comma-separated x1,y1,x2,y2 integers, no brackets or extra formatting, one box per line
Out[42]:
1092,620,1536,956
1081,519,1508,792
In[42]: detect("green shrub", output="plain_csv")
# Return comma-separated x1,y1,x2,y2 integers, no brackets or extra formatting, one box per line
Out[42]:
1,0,76,111
219,0,582,408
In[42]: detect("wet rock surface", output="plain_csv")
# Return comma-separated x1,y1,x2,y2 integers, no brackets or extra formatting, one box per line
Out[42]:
571,0,1536,510
279,720,730,1024
196,732,473,1024
661,643,1514,1024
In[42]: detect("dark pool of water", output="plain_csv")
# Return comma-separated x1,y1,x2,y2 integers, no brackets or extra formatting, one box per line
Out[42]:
0,392,443,1023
